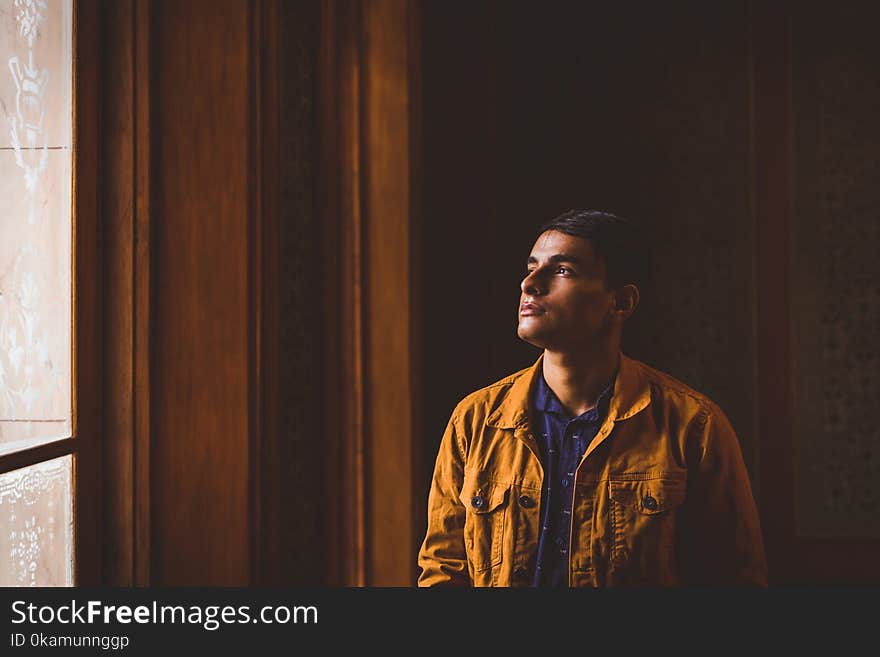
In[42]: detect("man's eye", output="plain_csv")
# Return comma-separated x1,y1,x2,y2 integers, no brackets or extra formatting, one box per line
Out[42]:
556,266,571,275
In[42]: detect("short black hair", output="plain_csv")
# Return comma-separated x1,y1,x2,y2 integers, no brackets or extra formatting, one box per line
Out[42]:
539,209,652,292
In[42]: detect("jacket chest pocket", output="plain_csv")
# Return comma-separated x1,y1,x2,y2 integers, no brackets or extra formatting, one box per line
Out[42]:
459,479,510,572
608,476,686,574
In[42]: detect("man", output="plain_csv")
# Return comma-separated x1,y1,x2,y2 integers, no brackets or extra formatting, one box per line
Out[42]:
417,209,767,587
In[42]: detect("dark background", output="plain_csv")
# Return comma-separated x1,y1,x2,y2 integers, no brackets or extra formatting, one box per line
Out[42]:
416,0,880,583
420,0,757,498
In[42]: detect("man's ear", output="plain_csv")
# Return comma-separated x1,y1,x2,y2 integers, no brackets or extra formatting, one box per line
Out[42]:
612,284,640,318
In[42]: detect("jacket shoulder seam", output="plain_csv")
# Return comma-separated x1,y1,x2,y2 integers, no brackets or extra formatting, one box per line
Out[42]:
452,365,532,410
636,361,715,414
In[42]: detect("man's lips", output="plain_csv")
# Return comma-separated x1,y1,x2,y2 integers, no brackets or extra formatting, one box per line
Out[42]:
519,301,544,316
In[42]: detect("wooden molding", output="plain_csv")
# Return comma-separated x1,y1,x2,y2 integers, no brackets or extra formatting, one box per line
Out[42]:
319,0,366,587
319,0,422,586
132,0,153,588
251,0,281,586
99,0,152,586
361,0,420,587
74,0,102,587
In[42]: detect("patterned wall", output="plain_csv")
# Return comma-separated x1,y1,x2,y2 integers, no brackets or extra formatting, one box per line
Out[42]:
792,3,880,537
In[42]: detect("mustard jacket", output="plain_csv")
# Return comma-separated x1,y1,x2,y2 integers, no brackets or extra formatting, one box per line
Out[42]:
417,353,768,587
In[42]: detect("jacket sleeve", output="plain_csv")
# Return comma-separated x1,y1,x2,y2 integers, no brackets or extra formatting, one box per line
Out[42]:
417,411,470,587
680,403,769,586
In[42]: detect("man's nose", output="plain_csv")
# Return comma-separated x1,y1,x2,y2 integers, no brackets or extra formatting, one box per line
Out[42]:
521,270,543,295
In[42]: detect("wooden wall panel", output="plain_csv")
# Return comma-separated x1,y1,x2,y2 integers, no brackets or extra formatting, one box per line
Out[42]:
150,0,252,585
99,0,323,586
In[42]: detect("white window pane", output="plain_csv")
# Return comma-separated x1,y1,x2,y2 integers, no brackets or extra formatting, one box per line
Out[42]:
0,454,73,586
0,0,73,454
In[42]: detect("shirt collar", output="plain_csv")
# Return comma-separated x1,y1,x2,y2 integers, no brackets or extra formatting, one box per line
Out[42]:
533,363,618,422
488,351,649,430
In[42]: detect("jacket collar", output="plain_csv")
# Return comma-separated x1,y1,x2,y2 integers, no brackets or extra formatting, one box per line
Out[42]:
486,351,651,430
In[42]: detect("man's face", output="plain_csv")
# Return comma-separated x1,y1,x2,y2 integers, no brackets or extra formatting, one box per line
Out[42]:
517,230,616,351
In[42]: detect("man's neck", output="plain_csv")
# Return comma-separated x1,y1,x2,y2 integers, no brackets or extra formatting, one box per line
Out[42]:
542,347,620,418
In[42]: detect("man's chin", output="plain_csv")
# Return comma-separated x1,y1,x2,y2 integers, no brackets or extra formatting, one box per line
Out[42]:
516,327,548,349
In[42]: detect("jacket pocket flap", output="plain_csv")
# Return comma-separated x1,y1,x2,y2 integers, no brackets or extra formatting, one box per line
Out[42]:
459,479,509,514
609,477,686,515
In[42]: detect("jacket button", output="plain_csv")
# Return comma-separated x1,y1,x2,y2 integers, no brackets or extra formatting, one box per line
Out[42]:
513,566,529,580
471,495,486,509
642,495,658,511
518,495,535,508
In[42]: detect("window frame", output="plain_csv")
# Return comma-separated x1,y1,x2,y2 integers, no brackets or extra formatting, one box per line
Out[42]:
0,0,100,586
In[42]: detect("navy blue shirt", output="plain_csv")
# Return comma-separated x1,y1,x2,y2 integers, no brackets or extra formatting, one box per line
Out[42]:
531,366,617,587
